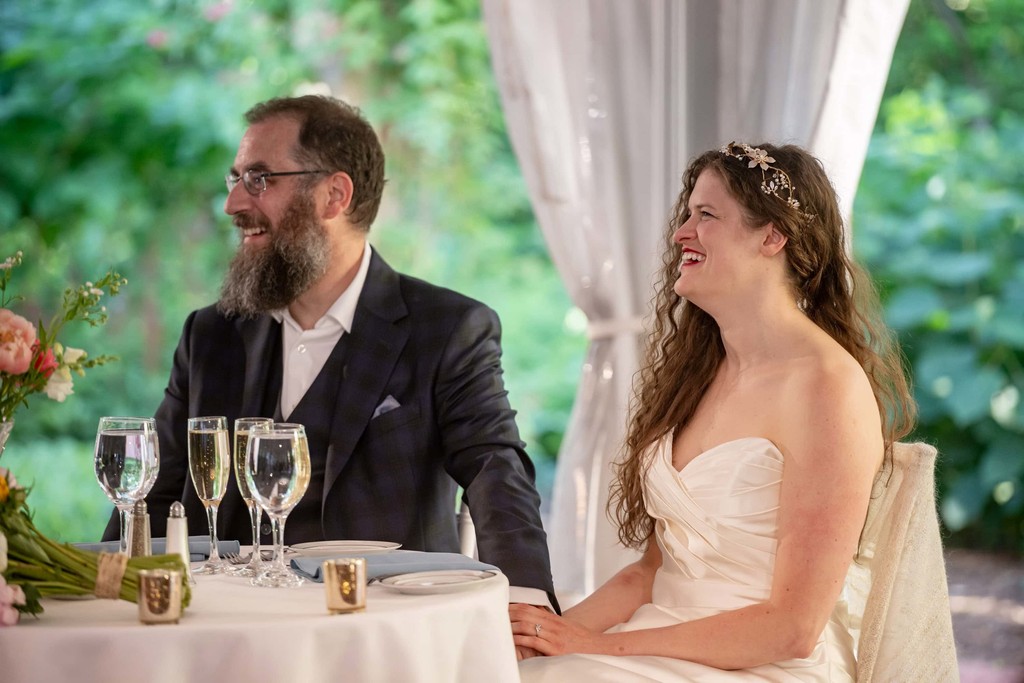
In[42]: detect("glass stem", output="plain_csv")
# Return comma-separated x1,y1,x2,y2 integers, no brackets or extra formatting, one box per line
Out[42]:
271,515,287,573
118,506,133,556
248,502,261,564
206,504,221,562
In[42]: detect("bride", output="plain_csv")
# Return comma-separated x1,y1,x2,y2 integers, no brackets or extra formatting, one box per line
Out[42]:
512,142,916,681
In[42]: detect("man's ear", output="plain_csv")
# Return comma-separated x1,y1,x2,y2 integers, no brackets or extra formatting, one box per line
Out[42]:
760,223,788,256
323,171,354,220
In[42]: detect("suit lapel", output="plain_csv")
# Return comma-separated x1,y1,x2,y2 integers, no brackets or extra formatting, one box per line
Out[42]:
237,315,280,418
323,251,409,495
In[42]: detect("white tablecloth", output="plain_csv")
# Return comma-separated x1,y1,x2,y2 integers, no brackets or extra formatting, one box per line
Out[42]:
0,566,520,683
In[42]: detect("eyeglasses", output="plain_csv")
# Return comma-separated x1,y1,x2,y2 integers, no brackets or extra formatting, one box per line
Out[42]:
225,169,327,196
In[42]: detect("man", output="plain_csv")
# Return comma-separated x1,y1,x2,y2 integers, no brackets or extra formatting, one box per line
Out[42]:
103,94,557,609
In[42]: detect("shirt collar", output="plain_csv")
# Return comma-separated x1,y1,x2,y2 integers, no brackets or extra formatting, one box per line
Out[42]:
270,240,373,333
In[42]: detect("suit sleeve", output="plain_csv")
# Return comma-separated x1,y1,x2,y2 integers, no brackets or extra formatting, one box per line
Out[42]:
435,303,557,607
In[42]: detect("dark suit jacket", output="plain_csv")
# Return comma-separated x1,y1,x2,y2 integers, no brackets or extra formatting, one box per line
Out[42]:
104,251,556,602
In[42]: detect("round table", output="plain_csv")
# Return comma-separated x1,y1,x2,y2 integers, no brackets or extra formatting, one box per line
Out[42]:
0,568,519,683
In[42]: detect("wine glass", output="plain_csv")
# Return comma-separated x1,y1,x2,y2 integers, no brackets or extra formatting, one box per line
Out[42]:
245,422,311,588
187,415,231,575
94,417,159,555
229,417,273,577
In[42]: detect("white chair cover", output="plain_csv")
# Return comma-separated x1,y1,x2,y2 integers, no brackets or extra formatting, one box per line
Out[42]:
846,441,959,682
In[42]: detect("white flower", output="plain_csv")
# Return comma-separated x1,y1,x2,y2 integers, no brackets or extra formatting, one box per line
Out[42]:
44,366,75,402
63,347,86,365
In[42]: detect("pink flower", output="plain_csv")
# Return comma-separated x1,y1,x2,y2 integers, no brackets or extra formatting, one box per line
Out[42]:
32,344,58,379
0,574,25,626
146,30,168,49
0,309,36,375
203,2,232,21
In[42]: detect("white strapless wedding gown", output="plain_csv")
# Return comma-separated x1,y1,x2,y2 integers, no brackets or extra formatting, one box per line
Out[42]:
520,437,857,682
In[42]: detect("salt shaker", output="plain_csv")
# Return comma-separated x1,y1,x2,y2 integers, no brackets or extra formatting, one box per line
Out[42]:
166,501,194,584
129,499,151,557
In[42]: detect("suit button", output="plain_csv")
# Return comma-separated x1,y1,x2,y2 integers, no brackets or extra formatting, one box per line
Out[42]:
260,523,272,536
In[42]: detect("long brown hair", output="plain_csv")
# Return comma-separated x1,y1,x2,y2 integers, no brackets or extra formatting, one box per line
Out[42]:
609,143,917,550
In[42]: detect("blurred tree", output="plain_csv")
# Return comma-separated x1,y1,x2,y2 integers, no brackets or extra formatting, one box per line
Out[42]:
855,0,1024,552
0,0,582,541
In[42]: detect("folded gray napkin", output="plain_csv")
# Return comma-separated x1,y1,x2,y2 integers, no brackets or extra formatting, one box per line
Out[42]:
74,536,241,562
290,549,499,583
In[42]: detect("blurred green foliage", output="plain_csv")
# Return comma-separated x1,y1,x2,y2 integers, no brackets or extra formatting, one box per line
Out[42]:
855,0,1024,552
1,0,1021,554
0,0,581,542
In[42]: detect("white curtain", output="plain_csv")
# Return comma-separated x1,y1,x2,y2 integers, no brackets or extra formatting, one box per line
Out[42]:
482,0,909,604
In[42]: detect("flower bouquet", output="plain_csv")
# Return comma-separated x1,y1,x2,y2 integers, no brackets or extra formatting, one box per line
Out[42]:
1,467,192,621
0,250,190,623
0,250,124,426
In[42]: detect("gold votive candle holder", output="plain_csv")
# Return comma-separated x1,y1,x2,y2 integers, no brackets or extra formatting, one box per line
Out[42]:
137,568,183,625
323,557,366,614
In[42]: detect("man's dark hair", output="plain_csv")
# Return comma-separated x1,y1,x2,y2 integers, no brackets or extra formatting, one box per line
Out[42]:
245,95,386,231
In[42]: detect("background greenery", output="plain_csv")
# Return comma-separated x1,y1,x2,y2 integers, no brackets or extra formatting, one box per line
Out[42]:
1,0,1021,554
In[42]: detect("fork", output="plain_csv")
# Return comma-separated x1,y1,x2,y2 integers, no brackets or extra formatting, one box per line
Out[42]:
223,552,249,565
224,550,275,564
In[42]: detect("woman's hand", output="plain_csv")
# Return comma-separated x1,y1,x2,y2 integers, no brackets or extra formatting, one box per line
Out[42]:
509,603,607,658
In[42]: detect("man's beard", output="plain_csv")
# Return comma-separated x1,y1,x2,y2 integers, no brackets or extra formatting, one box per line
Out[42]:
217,191,331,318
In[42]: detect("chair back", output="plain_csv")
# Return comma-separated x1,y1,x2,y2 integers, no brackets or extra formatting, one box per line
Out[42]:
848,441,959,682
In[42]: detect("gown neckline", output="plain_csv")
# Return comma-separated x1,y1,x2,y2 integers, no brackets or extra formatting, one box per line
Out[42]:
669,435,782,475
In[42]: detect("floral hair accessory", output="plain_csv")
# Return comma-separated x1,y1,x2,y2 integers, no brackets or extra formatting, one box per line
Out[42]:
719,142,810,217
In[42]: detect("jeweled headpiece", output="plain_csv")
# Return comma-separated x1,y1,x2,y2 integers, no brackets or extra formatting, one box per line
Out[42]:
720,142,808,216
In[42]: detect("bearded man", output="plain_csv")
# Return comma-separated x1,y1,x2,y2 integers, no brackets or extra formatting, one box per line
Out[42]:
102,95,557,611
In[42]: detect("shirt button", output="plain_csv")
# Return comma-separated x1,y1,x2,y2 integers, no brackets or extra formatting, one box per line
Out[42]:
260,522,272,536
296,344,307,354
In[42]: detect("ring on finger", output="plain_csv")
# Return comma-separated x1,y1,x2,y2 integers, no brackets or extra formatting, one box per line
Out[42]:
534,623,542,637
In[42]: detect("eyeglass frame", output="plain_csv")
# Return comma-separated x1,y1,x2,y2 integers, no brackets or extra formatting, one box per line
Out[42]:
225,169,328,196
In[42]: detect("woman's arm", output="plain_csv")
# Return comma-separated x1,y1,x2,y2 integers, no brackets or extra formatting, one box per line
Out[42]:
561,539,662,631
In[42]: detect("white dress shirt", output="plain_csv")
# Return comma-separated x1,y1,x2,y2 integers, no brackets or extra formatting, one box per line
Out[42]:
272,241,372,420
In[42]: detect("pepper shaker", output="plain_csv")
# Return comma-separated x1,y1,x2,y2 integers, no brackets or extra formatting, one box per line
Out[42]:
129,499,151,557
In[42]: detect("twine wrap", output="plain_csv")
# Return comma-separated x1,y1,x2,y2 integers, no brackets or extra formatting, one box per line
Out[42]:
94,551,128,599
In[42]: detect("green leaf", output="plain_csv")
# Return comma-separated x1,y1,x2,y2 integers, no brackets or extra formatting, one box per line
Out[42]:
941,472,988,532
885,287,944,329
979,436,1024,489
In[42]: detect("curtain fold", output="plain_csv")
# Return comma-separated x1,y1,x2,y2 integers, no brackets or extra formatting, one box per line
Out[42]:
483,0,909,604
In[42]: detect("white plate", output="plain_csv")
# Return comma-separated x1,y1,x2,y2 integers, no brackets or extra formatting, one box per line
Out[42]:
288,540,401,557
378,569,500,594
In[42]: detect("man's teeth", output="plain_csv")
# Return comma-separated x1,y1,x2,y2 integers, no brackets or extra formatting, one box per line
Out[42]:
682,251,705,263
242,227,266,237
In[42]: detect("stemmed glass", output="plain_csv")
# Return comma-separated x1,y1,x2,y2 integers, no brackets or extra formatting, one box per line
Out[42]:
94,417,159,555
187,416,231,575
245,422,311,588
229,417,273,577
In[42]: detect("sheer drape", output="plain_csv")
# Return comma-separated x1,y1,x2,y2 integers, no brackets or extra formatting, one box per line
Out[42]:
483,0,909,603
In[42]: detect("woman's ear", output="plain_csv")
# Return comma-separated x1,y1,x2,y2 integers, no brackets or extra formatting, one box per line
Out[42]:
323,171,354,220
760,223,788,256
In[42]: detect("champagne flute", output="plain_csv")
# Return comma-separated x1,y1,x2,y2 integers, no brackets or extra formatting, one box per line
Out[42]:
229,417,273,577
245,422,311,588
187,416,230,575
94,417,158,555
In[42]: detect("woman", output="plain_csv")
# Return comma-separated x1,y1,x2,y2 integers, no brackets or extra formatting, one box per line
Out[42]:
512,142,916,681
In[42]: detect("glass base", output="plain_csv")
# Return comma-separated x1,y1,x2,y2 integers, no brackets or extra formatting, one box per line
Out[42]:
251,565,304,588
226,556,262,577
192,559,229,575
